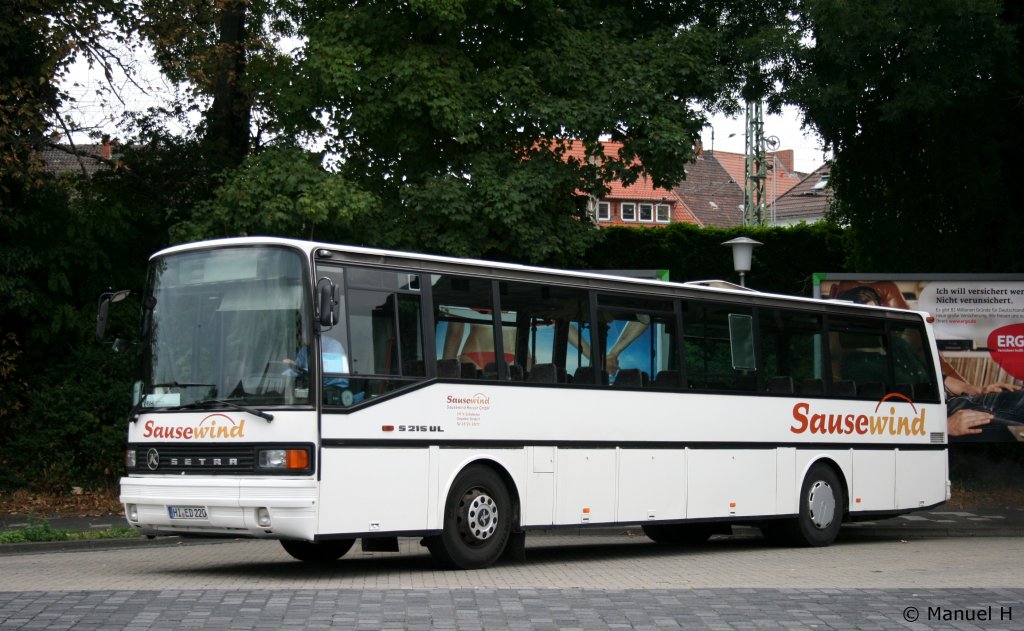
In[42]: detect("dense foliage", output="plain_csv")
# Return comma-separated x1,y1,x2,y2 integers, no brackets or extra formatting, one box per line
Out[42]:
788,0,1024,272
587,222,847,295
280,0,796,264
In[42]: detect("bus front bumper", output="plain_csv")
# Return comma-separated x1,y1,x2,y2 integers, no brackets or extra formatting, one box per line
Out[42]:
119,476,317,540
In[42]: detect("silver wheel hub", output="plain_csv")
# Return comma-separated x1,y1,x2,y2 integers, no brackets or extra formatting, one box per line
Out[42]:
465,492,498,541
807,480,836,529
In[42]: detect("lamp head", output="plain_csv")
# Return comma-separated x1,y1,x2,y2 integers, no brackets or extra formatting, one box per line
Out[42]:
722,237,762,273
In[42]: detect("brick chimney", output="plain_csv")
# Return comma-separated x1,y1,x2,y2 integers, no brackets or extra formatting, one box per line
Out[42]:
101,135,112,160
769,149,793,173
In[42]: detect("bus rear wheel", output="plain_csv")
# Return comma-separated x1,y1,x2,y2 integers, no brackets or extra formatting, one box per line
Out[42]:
641,523,714,545
427,465,512,570
280,538,355,562
764,463,843,547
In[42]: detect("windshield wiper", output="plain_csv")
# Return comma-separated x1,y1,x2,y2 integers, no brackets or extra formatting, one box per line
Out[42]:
151,381,216,389
128,398,145,423
178,399,274,422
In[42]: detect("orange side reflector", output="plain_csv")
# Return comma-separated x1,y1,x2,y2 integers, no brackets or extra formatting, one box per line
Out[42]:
382,425,395,432
729,501,737,508
856,498,862,503
286,449,309,469
582,507,591,514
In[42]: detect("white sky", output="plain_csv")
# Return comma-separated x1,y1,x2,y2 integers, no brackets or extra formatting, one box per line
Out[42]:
703,108,830,174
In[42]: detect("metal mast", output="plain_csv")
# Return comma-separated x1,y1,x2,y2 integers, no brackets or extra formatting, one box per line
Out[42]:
743,100,767,226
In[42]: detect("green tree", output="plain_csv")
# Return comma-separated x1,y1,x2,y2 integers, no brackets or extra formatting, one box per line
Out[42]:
0,0,131,200
1,0,140,335
138,0,308,169
0,1,160,491
278,0,796,265
170,145,378,242
790,0,1024,272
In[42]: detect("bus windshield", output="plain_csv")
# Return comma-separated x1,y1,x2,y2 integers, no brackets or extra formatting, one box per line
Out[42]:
135,246,311,410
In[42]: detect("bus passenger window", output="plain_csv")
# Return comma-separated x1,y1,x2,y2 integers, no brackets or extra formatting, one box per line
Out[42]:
597,296,677,389
890,324,939,402
433,275,502,380
492,281,591,384
321,266,426,407
759,309,825,396
827,317,888,399
683,302,756,392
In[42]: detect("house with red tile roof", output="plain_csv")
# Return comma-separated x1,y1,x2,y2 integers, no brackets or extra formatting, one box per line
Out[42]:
770,163,831,226
590,170,703,227
674,143,804,228
562,139,806,229
562,140,703,227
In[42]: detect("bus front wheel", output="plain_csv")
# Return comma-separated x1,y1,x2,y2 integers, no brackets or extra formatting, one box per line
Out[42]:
280,538,354,562
427,465,512,570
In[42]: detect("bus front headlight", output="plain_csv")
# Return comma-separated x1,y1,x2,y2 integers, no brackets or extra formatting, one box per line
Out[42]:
257,448,309,470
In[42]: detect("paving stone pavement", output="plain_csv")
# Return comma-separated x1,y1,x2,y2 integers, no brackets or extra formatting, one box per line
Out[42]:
0,534,1021,629
0,588,1021,630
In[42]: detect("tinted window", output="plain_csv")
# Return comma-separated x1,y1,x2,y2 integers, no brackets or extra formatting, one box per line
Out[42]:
496,282,592,384
433,275,504,380
317,265,425,408
828,317,888,398
597,296,677,389
684,302,756,392
759,309,826,395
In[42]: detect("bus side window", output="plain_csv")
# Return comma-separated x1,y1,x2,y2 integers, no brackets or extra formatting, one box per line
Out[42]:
759,309,825,396
827,317,888,399
325,267,426,407
597,295,677,389
890,323,939,402
683,302,756,392
432,275,501,381
494,281,591,384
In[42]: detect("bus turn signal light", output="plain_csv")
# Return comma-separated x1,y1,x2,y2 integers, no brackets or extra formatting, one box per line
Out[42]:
286,449,309,469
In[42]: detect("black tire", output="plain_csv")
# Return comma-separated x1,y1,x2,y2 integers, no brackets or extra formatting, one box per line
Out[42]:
280,538,355,562
797,463,843,546
426,465,512,570
641,523,714,545
765,462,843,547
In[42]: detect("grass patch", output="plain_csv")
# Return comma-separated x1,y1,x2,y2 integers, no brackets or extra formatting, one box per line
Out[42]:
0,516,139,544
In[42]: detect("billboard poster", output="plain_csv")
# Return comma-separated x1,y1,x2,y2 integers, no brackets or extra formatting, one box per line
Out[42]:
815,274,1024,443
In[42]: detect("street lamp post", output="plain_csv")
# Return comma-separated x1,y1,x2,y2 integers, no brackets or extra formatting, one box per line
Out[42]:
722,237,762,288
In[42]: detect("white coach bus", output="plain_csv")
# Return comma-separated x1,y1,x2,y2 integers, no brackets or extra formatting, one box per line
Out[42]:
117,237,948,569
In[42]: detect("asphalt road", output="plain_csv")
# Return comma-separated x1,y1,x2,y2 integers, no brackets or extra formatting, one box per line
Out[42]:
0,531,1021,629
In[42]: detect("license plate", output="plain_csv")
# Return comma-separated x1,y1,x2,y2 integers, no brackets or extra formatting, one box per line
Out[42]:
168,505,208,520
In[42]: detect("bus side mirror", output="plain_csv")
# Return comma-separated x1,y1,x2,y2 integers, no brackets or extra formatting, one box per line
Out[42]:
318,282,341,327
95,289,130,343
